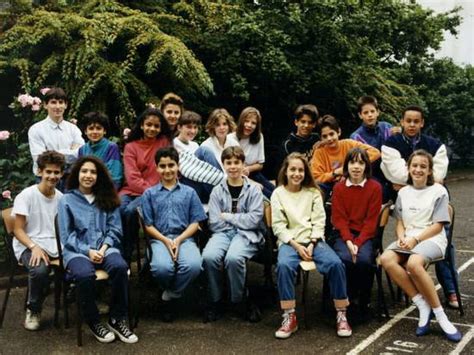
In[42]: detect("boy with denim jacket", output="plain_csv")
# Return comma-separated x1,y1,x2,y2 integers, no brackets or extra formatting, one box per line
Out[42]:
202,146,264,322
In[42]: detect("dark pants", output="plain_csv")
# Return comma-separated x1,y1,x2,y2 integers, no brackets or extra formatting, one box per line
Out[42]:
120,194,142,263
20,249,51,313
67,253,129,324
332,234,375,306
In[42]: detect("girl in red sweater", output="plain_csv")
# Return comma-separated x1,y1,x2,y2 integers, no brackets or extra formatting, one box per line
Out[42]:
331,148,382,314
119,107,172,262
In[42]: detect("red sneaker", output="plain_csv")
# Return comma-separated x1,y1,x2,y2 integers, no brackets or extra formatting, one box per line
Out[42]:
336,311,352,337
275,312,298,339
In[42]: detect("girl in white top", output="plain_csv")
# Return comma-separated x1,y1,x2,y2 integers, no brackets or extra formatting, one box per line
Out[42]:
199,108,239,170
229,107,275,198
380,149,461,342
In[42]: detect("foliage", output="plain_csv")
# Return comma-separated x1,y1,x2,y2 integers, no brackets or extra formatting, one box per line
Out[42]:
161,0,461,137
0,0,213,131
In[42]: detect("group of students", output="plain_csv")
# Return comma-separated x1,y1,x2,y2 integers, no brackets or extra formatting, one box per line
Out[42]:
9,87,461,344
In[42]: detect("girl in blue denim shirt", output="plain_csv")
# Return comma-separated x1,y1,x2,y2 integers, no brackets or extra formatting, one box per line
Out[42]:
58,156,138,344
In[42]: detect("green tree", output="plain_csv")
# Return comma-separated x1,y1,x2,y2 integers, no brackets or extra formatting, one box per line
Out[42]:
0,0,213,131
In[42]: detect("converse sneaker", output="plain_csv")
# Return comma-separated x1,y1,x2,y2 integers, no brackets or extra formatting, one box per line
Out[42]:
336,311,352,337
89,322,116,343
161,289,182,301
108,319,138,344
447,293,460,309
24,309,41,331
275,312,298,339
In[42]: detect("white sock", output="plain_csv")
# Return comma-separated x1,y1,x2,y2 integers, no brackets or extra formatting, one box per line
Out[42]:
284,308,295,315
433,306,458,334
412,294,431,327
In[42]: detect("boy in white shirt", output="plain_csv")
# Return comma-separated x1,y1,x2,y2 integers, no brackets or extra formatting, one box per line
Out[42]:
12,151,65,330
173,111,201,154
28,87,84,190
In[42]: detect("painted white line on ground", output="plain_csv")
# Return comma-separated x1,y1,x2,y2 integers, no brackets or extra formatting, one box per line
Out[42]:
347,256,474,355
401,315,474,328
450,326,474,355
457,250,474,254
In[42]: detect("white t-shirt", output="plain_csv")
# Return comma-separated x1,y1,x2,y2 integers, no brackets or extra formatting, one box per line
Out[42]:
394,183,450,252
200,135,240,169
12,185,63,261
173,137,199,154
228,132,265,165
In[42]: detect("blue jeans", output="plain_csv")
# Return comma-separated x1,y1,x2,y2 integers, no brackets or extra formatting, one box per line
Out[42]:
120,194,142,263
332,237,375,305
249,171,275,199
277,241,348,309
149,238,202,295
195,146,222,171
202,230,260,303
67,253,129,324
20,249,51,313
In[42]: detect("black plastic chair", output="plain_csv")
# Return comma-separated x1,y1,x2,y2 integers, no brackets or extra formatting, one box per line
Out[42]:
0,208,61,329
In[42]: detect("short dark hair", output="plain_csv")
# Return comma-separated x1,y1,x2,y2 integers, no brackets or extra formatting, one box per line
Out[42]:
343,148,372,179
37,150,66,171
81,111,109,131
43,87,67,104
178,111,202,126
406,149,434,186
155,146,179,165
221,146,245,163
294,104,319,122
357,96,379,113
318,114,340,133
402,105,425,120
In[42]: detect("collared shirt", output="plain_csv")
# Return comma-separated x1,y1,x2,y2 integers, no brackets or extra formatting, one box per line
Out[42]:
141,182,207,237
345,178,367,187
28,116,84,174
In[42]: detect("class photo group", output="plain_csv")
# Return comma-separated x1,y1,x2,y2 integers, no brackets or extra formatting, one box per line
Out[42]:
4,86,462,345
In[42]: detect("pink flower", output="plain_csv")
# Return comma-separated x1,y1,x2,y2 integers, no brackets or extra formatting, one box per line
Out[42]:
2,190,12,200
32,97,41,105
123,128,131,139
17,94,30,107
40,87,51,96
0,130,10,140
69,118,78,125
31,104,41,111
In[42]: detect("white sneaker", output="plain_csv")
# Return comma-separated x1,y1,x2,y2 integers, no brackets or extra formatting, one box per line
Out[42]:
161,290,181,301
24,309,41,331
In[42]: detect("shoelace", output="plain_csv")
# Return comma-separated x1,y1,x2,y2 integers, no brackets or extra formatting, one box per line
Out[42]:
93,323,111,338
336,312,347,323
281,313,291,329
115,321,133,337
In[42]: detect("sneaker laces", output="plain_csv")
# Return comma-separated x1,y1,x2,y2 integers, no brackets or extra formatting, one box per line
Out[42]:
115,320,133,337
92,323,110,338
280,313,291,330
337,311,347,323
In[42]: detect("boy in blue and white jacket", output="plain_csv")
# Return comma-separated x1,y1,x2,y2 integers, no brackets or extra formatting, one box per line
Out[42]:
202,146,264,322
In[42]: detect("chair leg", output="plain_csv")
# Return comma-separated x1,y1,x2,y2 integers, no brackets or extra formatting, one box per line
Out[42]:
76,289,82,347
386,271,396,303
0,271,14,328
63,282,70,329
302,270,310,329
321,276,329,313
135,233,141,274
53,271,62,328
376,267,389,318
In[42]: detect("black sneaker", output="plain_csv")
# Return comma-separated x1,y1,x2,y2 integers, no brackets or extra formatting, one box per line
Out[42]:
108,319,138,344
89,322,115,343
203,302,222,323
